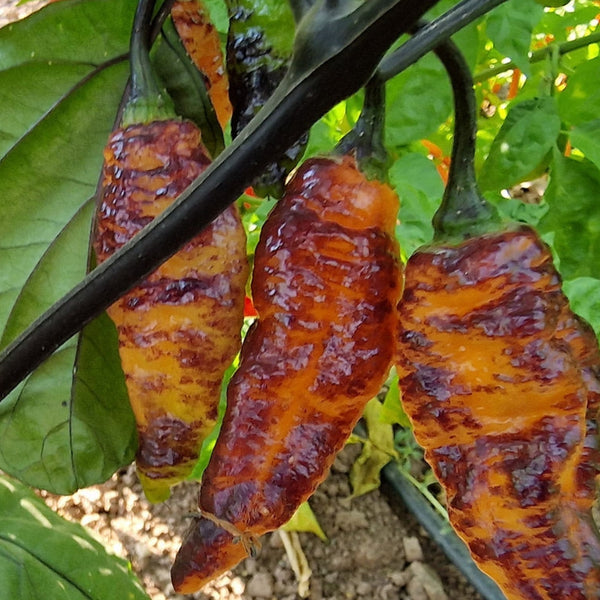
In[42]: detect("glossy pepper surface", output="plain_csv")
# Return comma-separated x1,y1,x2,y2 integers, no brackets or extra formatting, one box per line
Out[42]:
224,0,307,197
396,225,600,599
94,119,248,503
171,154,403,592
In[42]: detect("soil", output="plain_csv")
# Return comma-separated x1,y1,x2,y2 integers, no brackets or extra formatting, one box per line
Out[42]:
0,3,486,599
37,444,484,600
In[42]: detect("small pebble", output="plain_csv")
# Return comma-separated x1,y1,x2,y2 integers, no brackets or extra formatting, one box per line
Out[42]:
403,536,424,562
245,572,274,598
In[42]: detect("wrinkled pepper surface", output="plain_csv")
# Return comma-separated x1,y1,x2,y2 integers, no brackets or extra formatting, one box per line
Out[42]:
225,0,308,197
394,34,600,600
171,154,403,592
94,0,248,503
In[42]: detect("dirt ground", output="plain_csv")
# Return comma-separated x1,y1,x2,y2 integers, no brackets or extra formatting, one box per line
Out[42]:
0,2,487,599
38,445,484,600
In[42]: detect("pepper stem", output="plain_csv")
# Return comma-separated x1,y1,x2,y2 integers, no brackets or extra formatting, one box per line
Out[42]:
335,75,390,182
122,0,175,126
430,37,501,242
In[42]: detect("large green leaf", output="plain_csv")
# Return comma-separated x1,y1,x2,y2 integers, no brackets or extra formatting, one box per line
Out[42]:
0,0,137,493
558,57,600,127
385,53,452,148
479,97,560,192
0,62,93,156
0,0,135,67
485,0,544,77
563,277,600,338
538,149,600,280
0,473,149,600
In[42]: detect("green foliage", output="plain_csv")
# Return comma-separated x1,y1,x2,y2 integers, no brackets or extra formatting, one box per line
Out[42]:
0,0,600,595
0,473,149,599
0,0,137,495
479,97,560,192
558,56,600,126
538,150,600,280
349,399,398,498
390,152,444,258
485,0,544,76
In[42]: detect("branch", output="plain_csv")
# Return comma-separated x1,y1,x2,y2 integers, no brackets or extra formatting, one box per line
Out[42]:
473,29,600,83
377,0,508,82
0,0,442,400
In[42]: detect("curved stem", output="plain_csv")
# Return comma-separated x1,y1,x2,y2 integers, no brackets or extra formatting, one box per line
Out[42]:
473,29,600,83
377,0,509,83
431,36,500,241
335,75,389,181
123,0,174,125
0,0,442,400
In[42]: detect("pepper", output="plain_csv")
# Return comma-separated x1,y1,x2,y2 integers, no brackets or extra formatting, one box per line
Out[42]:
224,0,308,198
171,0,233,129
394,36,600,599
170,148,403,592
93,0,248,503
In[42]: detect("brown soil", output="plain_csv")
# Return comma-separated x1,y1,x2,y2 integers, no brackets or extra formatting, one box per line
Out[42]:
37,444,484,600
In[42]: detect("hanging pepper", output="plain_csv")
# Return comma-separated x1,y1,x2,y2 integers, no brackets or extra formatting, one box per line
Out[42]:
171,0,233,129
224,0,308,198
394,35,600,599
170,79,403,590
93,0,248,503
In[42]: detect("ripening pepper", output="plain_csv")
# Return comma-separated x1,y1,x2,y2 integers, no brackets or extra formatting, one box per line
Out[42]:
394,36,600,599
171,0,233,129
224,0,308,197
93,0,248,503
171,153,403,593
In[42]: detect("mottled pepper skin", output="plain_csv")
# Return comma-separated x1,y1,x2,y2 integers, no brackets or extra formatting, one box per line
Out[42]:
171,0,232,129
225,0,307,198
396,225,600,599
94,119,248,503
171,155,403,593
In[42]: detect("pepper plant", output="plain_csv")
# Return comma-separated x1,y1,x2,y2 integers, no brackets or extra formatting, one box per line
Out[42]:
0,0,599,597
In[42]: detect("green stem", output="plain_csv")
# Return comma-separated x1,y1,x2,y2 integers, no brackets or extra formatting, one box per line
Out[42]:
431,39,501,242
473,29,600,83
335,75,389,181
122,0,175,126
377,0,509,82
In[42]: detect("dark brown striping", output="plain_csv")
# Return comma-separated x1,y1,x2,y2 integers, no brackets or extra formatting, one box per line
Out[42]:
137,414,200,473
396,225,600,599
171,155,403,593
94,118,248,503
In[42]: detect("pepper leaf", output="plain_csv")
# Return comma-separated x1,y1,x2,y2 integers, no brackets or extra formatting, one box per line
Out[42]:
570,119,600,171
385,53,452,148
281,502,327,541
0,0,137,493
350,399,399,498
391,152,444,258
478,97,560,193
0,473,149,600
558,57,600,128
485,0,544,77
538,149,600,280
563,277,600,338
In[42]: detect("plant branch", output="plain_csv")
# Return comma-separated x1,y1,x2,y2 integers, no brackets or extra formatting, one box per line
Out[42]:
0,0,443,400
473,29,600,83
377,0,509,83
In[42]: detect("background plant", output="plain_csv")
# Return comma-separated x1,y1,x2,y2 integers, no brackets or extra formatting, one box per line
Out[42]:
0,0,599,597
